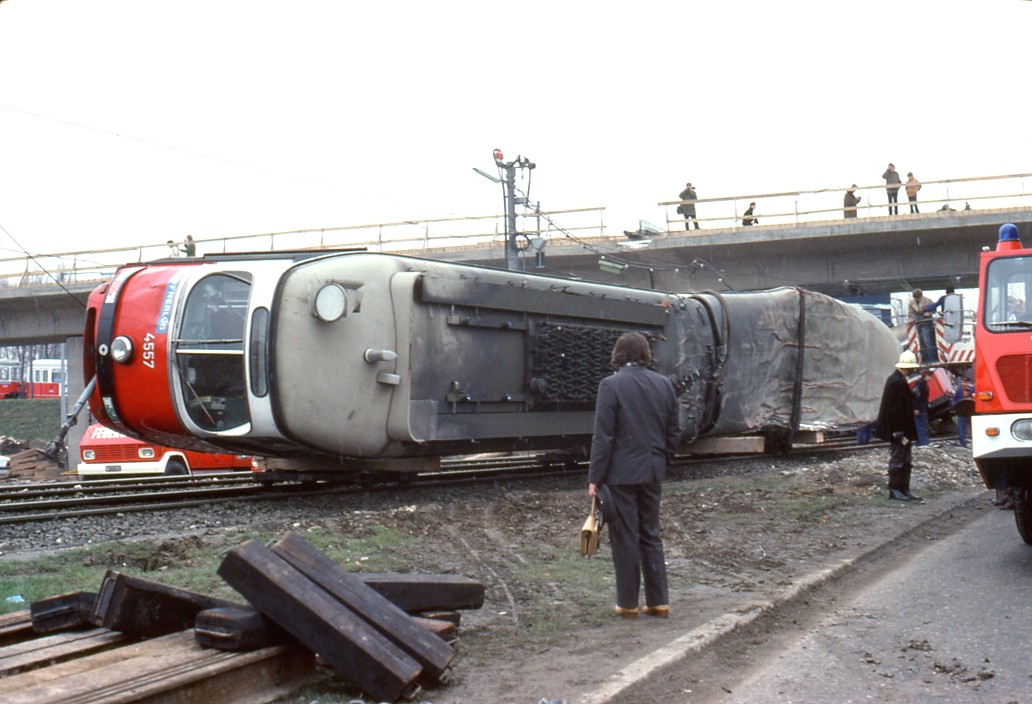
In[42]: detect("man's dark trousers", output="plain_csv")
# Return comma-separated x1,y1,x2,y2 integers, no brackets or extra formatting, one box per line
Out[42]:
889,437,913,493
606,482,668,609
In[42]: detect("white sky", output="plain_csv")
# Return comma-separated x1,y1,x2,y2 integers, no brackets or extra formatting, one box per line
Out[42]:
1,0,1030,259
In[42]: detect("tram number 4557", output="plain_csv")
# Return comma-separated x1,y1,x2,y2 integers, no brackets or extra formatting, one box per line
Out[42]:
142,333,156,369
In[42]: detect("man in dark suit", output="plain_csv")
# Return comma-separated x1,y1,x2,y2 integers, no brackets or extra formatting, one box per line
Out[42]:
875,350,922,501
588,332,681,619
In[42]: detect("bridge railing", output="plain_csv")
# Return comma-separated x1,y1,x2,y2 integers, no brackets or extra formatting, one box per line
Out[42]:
661,172,1032,231
0,206,607,289
2,172,1030,290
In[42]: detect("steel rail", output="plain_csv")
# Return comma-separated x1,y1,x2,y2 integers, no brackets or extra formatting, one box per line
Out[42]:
0,437,883,526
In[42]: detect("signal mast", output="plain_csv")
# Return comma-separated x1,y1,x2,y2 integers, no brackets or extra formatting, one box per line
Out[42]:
473,148,536,271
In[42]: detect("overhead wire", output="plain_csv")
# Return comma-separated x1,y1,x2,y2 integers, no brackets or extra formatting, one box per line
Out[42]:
0,222,88,309
0,104,359,193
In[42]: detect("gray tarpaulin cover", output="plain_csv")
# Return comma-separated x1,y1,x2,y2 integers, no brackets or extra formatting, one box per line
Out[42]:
663,287,900,441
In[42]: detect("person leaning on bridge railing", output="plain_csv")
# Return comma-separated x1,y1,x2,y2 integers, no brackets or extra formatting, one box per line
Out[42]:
742,202,758,227
843,185,861,218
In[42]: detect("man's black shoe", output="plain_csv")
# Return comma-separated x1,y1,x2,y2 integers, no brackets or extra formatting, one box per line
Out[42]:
889,489,911,501
905,492,923,501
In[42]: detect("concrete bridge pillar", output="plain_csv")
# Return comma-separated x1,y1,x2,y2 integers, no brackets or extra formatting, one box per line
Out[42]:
62,335,87,474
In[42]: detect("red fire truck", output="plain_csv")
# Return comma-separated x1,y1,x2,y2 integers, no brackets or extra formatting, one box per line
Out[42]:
77,423,253,480
947,222,1032,542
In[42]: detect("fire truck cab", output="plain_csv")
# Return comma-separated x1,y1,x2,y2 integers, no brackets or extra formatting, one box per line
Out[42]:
947,223,1032,542
77,423,252,480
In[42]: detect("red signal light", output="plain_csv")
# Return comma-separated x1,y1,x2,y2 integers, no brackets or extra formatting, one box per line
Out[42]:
493,148,504,162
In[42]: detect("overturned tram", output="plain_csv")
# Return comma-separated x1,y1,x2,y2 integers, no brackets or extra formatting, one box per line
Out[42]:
83,251,900,475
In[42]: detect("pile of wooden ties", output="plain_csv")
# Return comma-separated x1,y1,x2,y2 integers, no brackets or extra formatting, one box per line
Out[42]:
0,532,485,703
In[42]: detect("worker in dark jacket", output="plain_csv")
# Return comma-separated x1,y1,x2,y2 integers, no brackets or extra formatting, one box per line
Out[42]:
742,202,758,226
588,332,681,619
843,185,862,218
677,182,699,230
875,350,921,501
883,163,902,215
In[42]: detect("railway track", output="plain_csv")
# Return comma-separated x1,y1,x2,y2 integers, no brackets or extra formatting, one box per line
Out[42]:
0,436,880,526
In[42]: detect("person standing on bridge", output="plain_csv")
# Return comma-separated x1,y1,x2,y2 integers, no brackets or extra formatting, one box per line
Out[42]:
742,202,758,227
588,332,680,620
843,185,861,218
875,350,922,502
905,172,922,213
677,182,699,230
180,234,197,257
883,163,902,215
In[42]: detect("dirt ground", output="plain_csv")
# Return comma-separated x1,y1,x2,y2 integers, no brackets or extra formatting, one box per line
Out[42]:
269,441,987,704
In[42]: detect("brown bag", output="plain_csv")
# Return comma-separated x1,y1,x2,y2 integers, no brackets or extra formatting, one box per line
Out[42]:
579,496,601,557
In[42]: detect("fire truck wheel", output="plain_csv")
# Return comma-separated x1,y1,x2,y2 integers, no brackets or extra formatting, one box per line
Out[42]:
164,459,189,476
1013,488,1032,545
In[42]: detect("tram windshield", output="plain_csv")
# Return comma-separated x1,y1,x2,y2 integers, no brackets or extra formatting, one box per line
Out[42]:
174,272,252,431
985,257,1032,330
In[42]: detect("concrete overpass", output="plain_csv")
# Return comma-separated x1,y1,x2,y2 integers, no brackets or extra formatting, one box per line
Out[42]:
0,282,94,346
430,207,1032,297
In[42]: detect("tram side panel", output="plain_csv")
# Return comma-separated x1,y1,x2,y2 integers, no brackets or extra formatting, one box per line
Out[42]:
268,255,675,458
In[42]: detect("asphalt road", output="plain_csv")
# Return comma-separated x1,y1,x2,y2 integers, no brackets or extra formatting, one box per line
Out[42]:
692,502,1032,702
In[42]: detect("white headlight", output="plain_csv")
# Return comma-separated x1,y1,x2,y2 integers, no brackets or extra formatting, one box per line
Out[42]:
1012,419,1032,442
313,283,348,322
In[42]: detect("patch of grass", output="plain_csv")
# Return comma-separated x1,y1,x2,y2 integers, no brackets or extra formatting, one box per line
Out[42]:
0,399,61,443
304,525,420,573
509,546,613,643
0,538,239,614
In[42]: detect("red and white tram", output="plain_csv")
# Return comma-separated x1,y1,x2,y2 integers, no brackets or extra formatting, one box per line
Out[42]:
83,251,900,475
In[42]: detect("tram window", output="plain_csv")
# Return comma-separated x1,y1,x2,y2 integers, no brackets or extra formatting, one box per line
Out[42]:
177,352,248,430
249,307,269,397
175,272,253,431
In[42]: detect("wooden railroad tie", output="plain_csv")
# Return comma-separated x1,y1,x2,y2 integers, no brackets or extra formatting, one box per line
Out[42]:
218,538,424,703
